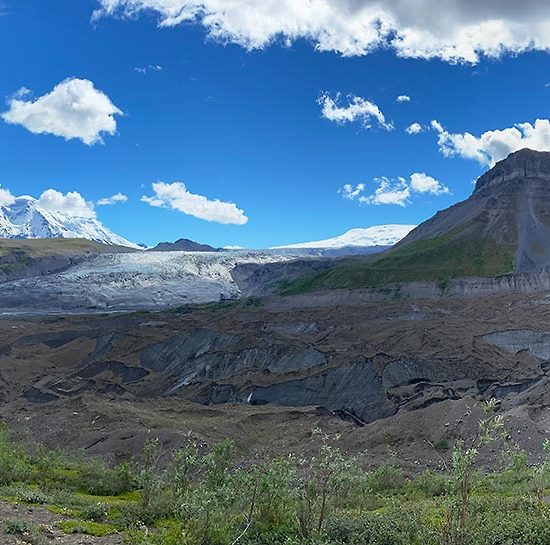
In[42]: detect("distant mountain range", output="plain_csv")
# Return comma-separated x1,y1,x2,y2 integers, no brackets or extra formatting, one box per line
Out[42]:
273,225,417,250
0,196,140,249
148,238,218,252
0,199,417,255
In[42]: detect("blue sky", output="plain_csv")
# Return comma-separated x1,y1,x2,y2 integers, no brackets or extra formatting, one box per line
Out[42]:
2,0,550,247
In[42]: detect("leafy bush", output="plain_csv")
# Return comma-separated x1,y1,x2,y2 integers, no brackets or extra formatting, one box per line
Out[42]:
5,518,29,535
325,511,427,545
77,460,133,496
81,502,109,522
15,487,51,504
415,470,448,497
367,462,406,493
0,421,32,484
4,405,550,545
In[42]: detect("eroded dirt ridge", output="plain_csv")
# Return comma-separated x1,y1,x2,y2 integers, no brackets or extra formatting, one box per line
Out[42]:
2,293,550,464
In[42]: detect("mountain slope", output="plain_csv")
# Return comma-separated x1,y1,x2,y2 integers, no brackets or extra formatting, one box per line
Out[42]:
280,148,549,294
149,238,218,252
273,225,416,249
0,196,139,248
0,238,136,283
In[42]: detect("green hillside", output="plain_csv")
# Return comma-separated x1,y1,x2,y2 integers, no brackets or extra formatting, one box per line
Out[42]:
0,238,135,258
279,222,516,295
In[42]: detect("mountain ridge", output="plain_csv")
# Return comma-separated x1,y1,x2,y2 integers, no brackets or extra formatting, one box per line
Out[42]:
148,238,219,252
279,148,550,294
0,196,140,248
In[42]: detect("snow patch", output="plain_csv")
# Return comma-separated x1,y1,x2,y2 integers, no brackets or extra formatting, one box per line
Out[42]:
0,196,139,248
273,224,416,249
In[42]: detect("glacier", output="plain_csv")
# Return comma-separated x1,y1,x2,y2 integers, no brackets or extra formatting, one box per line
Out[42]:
0,250,297,314
272,224,417,249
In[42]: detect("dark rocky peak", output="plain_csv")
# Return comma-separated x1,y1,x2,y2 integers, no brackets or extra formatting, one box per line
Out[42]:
474,149,550,194
148,238,218,252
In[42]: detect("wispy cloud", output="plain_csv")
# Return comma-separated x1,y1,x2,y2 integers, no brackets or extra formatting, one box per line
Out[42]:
97,192,128,206
318,92,393,130
134,64,164,75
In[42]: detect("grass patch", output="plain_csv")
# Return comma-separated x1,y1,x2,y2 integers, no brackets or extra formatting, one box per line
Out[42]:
0,238,135,258
59,520,117,537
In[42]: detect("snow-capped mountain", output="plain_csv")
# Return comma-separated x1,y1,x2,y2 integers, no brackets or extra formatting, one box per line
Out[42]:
273,225,417,249
0,196,139,248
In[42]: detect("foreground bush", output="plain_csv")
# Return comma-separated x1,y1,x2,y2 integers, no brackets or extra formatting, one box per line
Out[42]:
1,402,550,544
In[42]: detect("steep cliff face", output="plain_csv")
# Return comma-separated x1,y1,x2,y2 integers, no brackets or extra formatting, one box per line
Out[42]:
400,148,550,273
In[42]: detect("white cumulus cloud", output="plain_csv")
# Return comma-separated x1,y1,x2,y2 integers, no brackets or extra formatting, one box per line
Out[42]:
93,0,550,63
1,78,122,145
431,118,550,166
97,192,128,205
318,93,392,130
37,189,96,218
396,95,411,102
0,186,15,207
141,181,248,225
362,177,411,207
405,122,423,135
409,172,450,195
341,172,448,207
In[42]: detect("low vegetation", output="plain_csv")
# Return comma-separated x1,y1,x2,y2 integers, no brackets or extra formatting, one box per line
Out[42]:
0,238,132,258
1,401,550,544
279,222,516,295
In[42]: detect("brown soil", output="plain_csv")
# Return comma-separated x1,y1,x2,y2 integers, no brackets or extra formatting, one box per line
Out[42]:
0,501,124,545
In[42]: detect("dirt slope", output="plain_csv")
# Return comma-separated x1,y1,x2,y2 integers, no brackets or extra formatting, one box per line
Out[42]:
1,292,550,468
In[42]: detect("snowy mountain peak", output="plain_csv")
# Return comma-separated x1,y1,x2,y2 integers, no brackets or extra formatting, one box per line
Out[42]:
0,196,139,248
273,224,417,249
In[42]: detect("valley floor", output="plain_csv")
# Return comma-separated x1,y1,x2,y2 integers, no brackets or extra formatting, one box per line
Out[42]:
2,291,550,542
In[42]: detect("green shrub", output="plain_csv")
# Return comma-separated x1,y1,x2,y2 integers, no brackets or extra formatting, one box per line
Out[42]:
15,487,50,504
0,421,32,484
415,470,448,497
325,511,427,545
434,439,450,452
81,501,109,522
453,496,550,545
5,518,29,534
367,462,406,493
77,460,133,496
